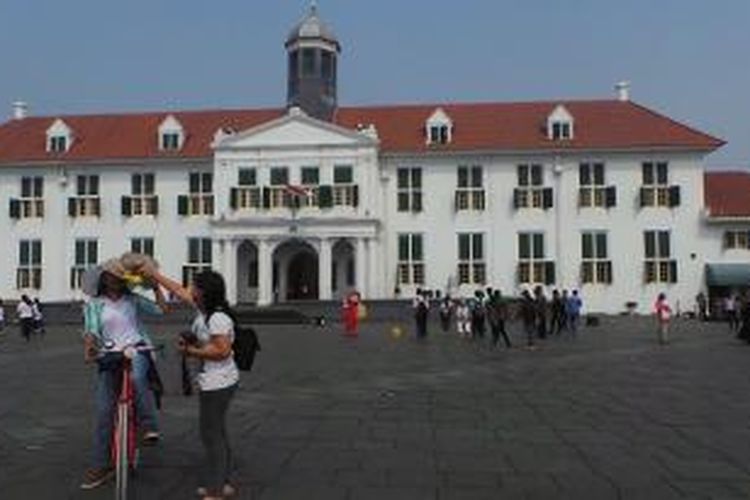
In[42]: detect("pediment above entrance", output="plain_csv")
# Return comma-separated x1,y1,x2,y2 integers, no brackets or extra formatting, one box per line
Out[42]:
212,109,378,150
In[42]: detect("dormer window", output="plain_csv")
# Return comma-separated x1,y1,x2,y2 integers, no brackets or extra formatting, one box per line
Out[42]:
158,115,184,151
430,125,450,145
547,105,574,141
161,132,180,150
46,119,73,153
50,135,67,152
426,108,453,145
551,121,572,140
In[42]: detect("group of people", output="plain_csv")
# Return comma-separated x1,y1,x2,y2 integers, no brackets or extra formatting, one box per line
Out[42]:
414,285,584,349
79,255,239,500
0,295,45,340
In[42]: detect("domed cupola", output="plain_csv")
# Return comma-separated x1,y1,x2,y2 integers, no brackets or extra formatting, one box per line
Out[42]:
285,2,341,121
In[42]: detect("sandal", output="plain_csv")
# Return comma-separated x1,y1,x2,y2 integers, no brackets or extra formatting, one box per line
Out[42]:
196,484,236,497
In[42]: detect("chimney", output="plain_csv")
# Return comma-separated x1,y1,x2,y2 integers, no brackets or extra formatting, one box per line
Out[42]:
12,101,29,120
615,81,630,102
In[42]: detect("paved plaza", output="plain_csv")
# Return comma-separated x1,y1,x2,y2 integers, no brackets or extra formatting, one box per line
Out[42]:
1,312,750,499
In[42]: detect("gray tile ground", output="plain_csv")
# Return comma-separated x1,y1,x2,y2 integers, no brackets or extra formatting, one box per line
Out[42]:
1,314,750,499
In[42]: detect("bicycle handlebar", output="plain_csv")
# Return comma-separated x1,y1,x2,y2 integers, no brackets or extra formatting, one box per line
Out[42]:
96,342,165,360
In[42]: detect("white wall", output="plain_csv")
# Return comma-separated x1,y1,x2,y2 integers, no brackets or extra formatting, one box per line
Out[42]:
0,143,735,314
381,151,712,314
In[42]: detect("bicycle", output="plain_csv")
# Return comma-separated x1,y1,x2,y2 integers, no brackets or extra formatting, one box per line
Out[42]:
98,342,162,500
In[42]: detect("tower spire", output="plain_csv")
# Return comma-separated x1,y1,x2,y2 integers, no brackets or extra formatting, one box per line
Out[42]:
285,3,340,121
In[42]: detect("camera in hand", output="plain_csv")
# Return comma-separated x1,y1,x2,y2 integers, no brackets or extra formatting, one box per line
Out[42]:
179,330,199,346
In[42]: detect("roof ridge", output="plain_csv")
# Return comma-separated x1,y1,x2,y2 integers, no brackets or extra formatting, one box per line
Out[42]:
4,106,285,121
12,98,629,121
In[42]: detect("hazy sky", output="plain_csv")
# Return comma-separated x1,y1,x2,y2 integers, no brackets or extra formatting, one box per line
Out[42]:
0,0,747,168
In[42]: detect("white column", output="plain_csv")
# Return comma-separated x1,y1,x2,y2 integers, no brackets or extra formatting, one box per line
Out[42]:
225,240,238,305
319,238,332,300
368,237,380,298
213,238,225,275
257,239,273,306
355,237,367,298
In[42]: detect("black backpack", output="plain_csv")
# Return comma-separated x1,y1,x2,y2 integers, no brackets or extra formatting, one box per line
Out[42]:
233,324,261,372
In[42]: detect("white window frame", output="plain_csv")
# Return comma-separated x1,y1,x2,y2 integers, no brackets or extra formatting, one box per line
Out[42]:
333,165,355,207
236,168,261,210
300,166,320,207
183,238,212,286
397,233,425,285
131,237,155,257
17,240,42,290
516,164,545,208
579,162,607,208
457,233,486,285
187,172,214,216
518,232,547,284
130,173,157,216
71,239,97,290
644,230,677,283
19,176,44,218
581,231,612,284
397,167,422,212
724,230,750,250
456,165,485,211
641,161,670,207
71,175,101,217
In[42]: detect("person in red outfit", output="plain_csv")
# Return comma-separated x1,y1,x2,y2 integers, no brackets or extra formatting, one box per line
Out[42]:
342,292,360,337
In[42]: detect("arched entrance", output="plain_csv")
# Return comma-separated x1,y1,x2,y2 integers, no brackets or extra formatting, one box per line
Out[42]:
332,239,355,299
273,239,319,301
236,240,258,304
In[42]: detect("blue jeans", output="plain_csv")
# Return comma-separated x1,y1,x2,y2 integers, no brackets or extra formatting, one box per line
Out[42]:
92,352,158,468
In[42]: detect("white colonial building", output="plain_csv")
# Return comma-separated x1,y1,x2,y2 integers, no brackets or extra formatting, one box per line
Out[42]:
0,5,748,313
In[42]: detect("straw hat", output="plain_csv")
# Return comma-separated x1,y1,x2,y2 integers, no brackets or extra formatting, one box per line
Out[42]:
101,258,127,278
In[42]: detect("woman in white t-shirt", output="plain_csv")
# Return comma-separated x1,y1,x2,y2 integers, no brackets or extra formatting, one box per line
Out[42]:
146,267,238,500
16,295,35,341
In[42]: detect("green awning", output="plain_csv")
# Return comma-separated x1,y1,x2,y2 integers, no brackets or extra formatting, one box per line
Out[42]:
705,263,750,287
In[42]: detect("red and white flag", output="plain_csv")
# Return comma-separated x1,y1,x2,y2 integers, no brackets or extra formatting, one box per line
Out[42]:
284,184,309,197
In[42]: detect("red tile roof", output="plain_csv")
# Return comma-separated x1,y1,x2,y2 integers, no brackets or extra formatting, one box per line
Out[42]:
705,171,750,217
0,100,723,164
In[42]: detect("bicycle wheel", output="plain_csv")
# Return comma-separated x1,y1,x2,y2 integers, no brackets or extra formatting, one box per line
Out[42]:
115,401,129,500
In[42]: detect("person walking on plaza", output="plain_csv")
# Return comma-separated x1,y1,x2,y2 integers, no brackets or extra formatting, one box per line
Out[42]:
471,291,487,340
724,295,739,332
566,290,583,338
16,294,35,342
80,259,167,490
519,290,537,349
32,297,45,336
737,294,750,343
533,286,548,340
550,290,565,336
413,289,429,340
696,292,708,321
487,290,512,348
455,299,471,338
654,292,673,345
0,298,5,334
144,267,240,500
439,296,453,333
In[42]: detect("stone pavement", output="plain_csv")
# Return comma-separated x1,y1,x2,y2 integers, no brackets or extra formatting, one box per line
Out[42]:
1,314,750,499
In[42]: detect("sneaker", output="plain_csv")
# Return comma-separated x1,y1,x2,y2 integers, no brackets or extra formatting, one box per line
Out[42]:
196,484,236,497
80,467,114,490
142,431,161,445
